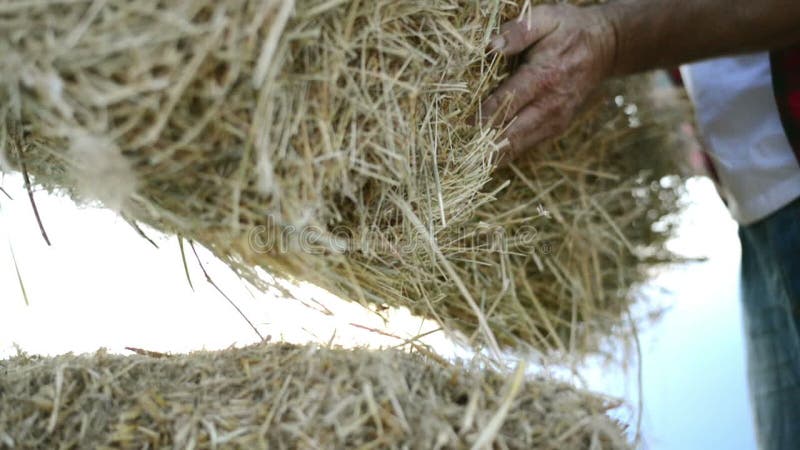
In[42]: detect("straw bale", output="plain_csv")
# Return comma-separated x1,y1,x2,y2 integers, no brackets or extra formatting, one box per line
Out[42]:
0,0,689,356
0,344,632,449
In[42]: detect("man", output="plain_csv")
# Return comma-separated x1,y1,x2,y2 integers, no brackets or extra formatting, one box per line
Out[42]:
478,1,800,448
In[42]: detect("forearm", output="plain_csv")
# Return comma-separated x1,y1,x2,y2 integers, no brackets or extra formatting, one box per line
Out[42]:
603,0,800,76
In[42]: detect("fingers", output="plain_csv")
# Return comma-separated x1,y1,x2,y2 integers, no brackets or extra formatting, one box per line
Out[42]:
480,58,565,126
489,7,559,57
497,101,570,165
479,67,539,126
480,7,563,125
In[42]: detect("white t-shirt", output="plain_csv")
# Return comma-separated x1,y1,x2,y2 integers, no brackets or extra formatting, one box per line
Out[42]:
680,53,800,225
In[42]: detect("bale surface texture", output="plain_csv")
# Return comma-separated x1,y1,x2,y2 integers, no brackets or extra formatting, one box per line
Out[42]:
0,344,631,449
0,0,687,355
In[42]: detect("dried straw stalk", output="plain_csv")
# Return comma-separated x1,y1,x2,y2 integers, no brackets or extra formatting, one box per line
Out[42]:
0,0,688,357
0,344,632,449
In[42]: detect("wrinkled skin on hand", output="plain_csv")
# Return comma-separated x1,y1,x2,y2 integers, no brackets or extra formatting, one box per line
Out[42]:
479,4,617,164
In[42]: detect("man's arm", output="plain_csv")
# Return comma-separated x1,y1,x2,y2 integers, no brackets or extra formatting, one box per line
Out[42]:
480,0,800,163
609,0,800,75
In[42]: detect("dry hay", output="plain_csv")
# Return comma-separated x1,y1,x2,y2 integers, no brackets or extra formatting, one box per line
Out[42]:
0,344,632,449
0,0,688,357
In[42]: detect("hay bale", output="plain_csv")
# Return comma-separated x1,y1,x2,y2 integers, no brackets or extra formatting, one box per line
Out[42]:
0,0,688,356
0,344,631,449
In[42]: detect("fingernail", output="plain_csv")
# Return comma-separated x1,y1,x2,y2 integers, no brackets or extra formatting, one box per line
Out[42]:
489,36,506,53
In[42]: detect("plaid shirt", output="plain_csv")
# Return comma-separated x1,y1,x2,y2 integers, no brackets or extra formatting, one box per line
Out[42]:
771,46,800,160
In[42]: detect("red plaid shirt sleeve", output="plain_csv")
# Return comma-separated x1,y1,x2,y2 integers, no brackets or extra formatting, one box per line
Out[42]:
771,46,800,160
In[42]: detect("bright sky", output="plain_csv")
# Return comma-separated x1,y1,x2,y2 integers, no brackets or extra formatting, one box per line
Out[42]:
584,178,757,450
0,173,454,358
0,174,756,450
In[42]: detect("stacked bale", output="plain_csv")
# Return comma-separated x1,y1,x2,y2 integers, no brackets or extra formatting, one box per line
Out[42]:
0,344,631,449
0,0,688,356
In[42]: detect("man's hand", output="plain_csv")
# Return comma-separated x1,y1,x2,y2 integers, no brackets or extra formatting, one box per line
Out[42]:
479,4,616,164
479,0,800,164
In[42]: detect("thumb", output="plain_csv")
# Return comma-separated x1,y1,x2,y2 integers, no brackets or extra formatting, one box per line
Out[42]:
490,7,559,56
